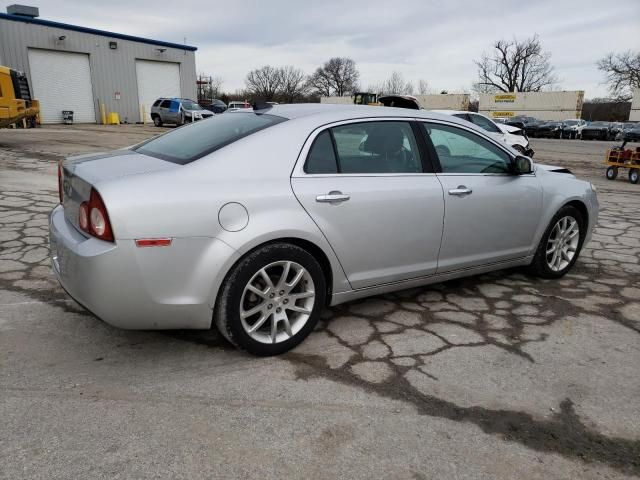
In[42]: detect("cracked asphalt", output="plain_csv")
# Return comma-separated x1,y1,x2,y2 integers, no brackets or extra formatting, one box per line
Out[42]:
1,125,639,479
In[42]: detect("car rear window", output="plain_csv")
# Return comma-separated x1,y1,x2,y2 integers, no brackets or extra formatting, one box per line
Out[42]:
134,113,286,164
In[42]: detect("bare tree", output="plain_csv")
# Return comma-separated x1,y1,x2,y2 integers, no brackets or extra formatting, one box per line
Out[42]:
308,57,359,96
245,65,282,101
474,35,558,92
278,66,309,103
417,79,430,95
597,50,640,101
378,71,414,95
210,76,223,99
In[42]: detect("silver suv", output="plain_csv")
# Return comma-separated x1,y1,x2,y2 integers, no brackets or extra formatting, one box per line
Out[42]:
150,98,214,127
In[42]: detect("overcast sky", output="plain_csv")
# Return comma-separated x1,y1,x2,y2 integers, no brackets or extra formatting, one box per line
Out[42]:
3,0,639,98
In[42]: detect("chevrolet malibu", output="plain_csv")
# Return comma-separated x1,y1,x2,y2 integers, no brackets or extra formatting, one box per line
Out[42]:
50,104,598,355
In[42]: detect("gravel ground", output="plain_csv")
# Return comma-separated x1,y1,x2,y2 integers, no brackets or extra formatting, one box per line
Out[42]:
0,125,639,479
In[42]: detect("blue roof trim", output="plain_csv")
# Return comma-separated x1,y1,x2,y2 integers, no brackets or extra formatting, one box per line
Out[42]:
0,13,198,51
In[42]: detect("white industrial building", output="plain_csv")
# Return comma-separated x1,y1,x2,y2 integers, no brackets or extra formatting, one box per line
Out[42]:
0,5,197,123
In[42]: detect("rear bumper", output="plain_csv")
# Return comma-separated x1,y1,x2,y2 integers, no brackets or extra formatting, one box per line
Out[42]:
49,205,238,330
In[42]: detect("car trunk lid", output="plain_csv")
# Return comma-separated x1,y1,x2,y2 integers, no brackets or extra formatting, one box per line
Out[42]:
61,150,177,233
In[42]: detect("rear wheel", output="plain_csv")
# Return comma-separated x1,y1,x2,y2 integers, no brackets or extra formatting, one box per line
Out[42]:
630,168,639,185
527,205,585,279
214,243,326,356
606,166,618,180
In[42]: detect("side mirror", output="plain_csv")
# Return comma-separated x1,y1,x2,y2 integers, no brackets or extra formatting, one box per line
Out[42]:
513,155,533,175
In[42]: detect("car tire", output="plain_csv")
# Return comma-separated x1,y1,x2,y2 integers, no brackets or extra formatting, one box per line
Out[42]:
527,205,586,279
214,242,326,356
152,116,162,127
630,168,639,185
606,166,618,180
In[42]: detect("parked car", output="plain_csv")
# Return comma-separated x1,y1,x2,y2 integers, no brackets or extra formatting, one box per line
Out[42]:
151,98,214,127
536,121,564,139
616,122,637,141
227,100,252,111
208,99,227,114
508,117,544,138
561,119,587,139
581,121,613,140
609,122,625,140
378,95,421,109
432,110,534,156
621,124,640,143
50,105,598,355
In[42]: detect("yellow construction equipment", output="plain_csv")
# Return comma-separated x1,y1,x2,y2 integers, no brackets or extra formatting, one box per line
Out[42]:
0,65,40,128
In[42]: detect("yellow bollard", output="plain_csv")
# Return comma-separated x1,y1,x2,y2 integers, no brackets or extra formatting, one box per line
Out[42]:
106,112,120,125
140,104,146,124
100,102,107,125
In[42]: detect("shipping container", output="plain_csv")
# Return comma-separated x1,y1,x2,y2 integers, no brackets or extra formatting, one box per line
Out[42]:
415,94,470,110
630,88,640,122
478,91,584,121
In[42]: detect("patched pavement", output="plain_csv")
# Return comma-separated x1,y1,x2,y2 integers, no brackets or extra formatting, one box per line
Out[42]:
1,126,639,479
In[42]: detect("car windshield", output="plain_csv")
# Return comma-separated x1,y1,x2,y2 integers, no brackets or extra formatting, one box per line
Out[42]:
181,100,203,111
564,120,579,126
590,122,608,127
135,113,286,164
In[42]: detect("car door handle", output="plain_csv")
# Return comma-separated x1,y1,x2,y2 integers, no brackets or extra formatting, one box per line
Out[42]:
448,186,473,196
316,191,350,203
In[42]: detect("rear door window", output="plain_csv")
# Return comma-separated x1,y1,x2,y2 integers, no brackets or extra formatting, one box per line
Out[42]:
331,121,422,173
160,100,171,108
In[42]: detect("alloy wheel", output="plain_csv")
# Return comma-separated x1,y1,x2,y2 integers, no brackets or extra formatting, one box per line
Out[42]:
239,261,315,344
546,216,580,272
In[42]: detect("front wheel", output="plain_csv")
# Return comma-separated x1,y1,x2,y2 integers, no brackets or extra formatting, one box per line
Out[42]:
214,243,326,356
630,168,639,184
606,166,618,180
152,115,162,127
527,206,585,279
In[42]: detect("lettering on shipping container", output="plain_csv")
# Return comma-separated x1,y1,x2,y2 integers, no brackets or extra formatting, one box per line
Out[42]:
494,94,516,103
491,111,515,117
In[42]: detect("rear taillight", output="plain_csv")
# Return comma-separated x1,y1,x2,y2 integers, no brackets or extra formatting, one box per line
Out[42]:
79,202,89,231
58,162,63,203
78,188,114,242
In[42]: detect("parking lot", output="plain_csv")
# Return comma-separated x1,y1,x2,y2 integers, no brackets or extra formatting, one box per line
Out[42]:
1,125,639,479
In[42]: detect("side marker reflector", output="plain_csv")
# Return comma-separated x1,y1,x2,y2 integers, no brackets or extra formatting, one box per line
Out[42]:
135,238,172,247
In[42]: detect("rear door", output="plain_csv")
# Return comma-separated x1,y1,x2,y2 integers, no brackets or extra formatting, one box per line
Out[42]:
291,120,444,289
419,121,543,272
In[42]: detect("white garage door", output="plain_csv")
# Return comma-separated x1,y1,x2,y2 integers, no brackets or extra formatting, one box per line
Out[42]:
28,49,96,124
136,60,181,122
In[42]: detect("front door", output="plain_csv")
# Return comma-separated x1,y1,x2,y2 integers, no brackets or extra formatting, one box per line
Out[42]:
419,121,543,272
292,120,444,289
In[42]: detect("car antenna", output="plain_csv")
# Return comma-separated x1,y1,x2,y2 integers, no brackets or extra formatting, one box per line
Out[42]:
252,100,272,111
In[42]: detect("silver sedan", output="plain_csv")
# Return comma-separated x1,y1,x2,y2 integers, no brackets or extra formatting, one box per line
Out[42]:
49,105,598,355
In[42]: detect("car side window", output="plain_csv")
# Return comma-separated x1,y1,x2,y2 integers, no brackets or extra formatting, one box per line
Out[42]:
331,121,422,174
422,123,512,174
468,114,502,134
160,100,171,108
152,99,162,107
305,130,338,174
